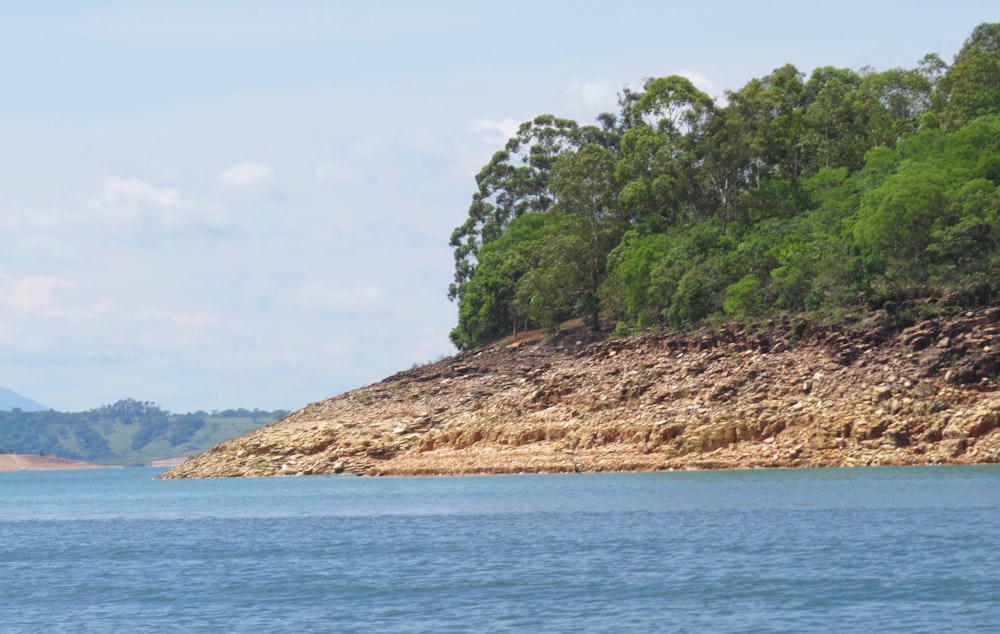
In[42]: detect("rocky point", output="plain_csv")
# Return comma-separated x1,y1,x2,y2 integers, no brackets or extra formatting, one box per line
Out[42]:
160,307,1000,479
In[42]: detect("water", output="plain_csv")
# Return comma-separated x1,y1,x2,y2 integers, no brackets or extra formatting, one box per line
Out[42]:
2,467,999,633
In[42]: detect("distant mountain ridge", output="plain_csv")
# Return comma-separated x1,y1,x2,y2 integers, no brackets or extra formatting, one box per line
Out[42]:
0,387,48,412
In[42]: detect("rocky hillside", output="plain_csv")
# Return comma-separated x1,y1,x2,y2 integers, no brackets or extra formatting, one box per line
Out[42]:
160,307,1000,479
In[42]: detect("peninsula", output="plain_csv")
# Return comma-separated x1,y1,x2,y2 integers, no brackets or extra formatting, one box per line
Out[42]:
160,307,1000,478
163,23,1000,479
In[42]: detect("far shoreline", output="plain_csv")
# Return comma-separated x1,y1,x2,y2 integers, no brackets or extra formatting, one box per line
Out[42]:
0,454,118,472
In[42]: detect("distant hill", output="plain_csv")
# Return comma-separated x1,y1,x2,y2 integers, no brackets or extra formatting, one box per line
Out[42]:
0,387,48,412
0,398,290,466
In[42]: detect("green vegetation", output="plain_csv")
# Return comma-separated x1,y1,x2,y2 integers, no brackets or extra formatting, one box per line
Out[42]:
449,23,1000,350
0,398,290,466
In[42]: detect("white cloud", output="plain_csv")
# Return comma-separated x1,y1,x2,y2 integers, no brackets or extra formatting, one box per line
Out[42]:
455,118,521,177
2,176,228,233
99,176,179,224
470,118,519,146
218,162,273,189
88,176,228,228
315,161,358,183
293,282,385,312
0,276,75,312
677,70,723,101
350,138,388,161
565,79,619,116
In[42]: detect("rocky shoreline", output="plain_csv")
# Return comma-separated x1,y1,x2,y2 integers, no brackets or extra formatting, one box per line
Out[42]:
160,307,1000,479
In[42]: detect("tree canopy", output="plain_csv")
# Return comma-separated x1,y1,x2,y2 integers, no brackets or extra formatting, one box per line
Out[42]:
448,23,1000,350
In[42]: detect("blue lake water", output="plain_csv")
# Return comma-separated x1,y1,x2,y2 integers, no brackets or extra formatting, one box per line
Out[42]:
1,466,999,633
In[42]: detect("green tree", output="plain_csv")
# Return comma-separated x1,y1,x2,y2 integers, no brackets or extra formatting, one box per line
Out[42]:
941,22,1000,128
517,144,625,331
450,213,555,350
801,66,868,175
633,75,715,136
857,66,934,145
448,23,1000,347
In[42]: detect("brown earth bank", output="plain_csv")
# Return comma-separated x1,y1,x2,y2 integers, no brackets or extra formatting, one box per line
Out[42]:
159,306,1000,479
0,454,116,472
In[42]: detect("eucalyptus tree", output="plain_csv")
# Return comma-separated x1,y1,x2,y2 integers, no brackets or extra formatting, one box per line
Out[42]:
448,115,617,297
516,143,625,331
857,66,934,147
941,22,1000,128
724,64,807,186
614,75,716,231
801,66,868,175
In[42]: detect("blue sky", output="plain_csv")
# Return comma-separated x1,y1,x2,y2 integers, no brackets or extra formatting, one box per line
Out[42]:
0,1,991,413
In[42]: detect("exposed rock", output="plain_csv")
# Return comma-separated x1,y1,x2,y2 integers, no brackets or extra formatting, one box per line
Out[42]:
159,308,1000,479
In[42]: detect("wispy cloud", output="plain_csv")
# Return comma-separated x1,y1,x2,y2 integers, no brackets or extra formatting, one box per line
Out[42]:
470,118,519,146
87,176,228,228
218,162,273,190
293,281,385,312
0,275,75,312
565,78,619,116
677,70,723,101
349,137,388,161
315,161,358,183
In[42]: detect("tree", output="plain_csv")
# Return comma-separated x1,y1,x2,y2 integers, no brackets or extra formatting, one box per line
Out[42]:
450,213,555,350
857,66,934,145
941,22,1000,128
448,116,619,311
614,76,717,231
724,64,807,184
852,115,1000,287
516,144,625,331
602,230,672,328
446,23,1000,346
615,125,674,231
633,75,714,136
801,67,868,175
449,116,581,298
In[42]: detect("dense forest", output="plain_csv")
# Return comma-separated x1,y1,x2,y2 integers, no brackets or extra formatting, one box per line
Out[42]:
0,398,290,465
448,23,1000,350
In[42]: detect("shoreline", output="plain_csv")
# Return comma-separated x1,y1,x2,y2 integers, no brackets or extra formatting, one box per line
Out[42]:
0,454,116,472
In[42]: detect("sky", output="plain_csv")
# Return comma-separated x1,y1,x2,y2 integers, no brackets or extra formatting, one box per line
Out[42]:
0,1,992,413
